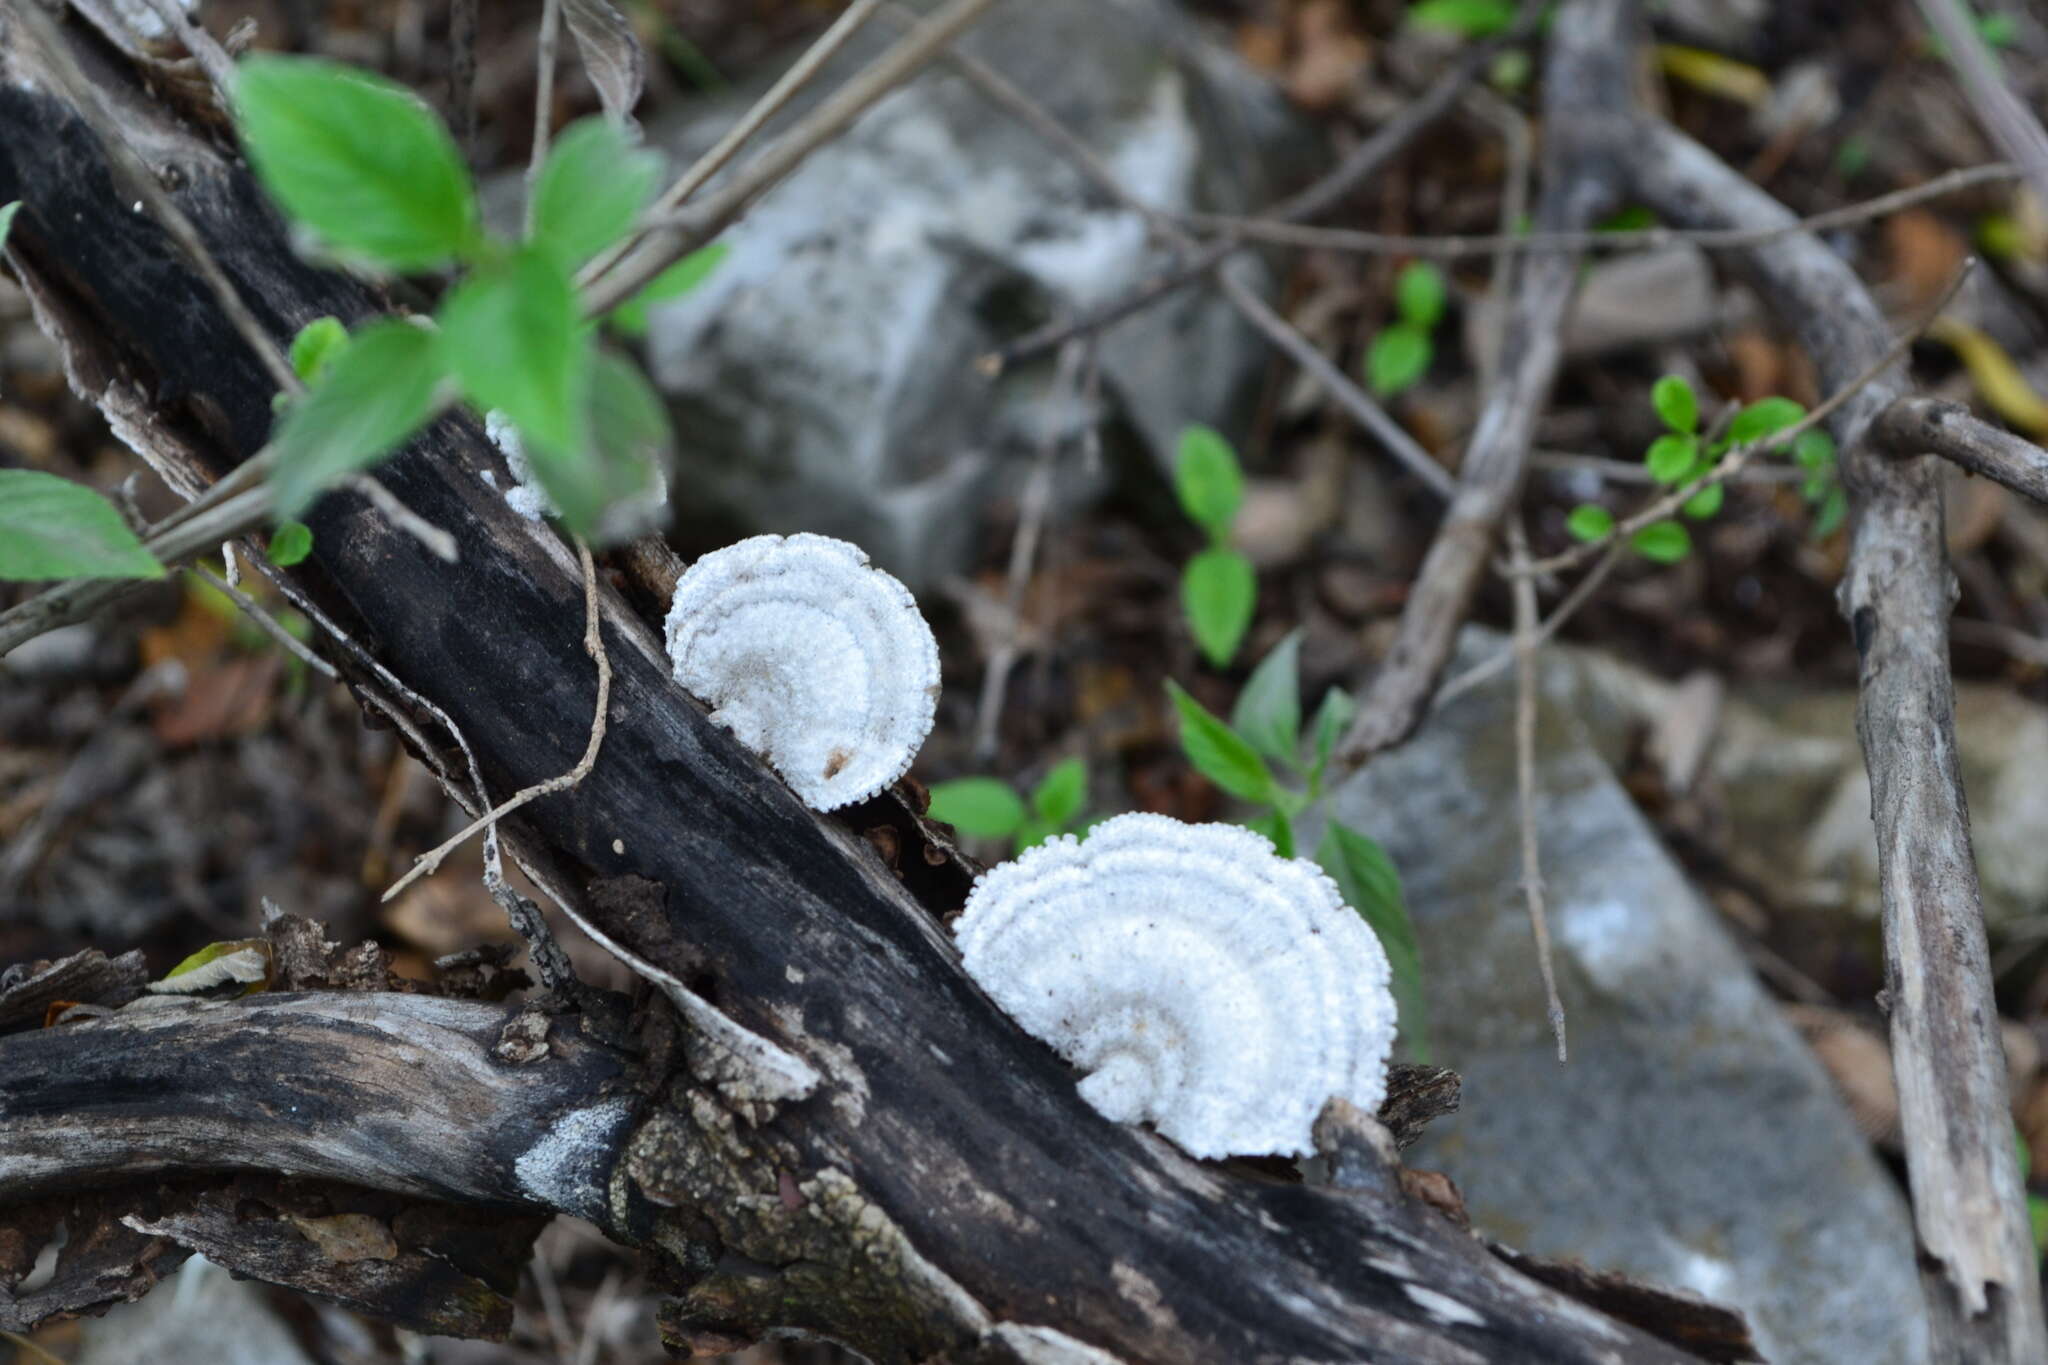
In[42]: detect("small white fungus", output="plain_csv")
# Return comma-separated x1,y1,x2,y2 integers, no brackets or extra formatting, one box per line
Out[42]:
485,409,670,541
663,533,940,811
952,812,1397,1159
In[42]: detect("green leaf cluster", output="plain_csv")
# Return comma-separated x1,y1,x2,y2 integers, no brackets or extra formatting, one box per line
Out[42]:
234,58,730,542
1364,261,1448,398
1173,425,1256,667
1165,632,1429,1054
1406,0,1517,39
928,757,1090,856
1566,376,1834,562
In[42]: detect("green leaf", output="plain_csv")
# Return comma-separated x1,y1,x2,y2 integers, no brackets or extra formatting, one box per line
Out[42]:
1366,322,1432,397
1394,261,1447,329
1183,547,1256,668
234,56,480,272
269,319,446,516
1681,482,1725,520
1231,627,1303,763
0,470,163,581
1406,0,1516,38
928,777,1025,839
1015,815,1055,852
568,347,672,539
1651,374,1697,433
1030,756,1087,828
1166,680,1275,804
1727,395,1805,446
1317,822,1429,1059
1811,485,1849,540
1566,503,1615,541
1310,685,1355,775
1791,427,1836,471
289,316,350,384
1173,424,1243,539
1630,520,1692,563
1244,810,1295,858
610,242,730,337
0,201,19,252
1644,432,1699,484
438,244,589,460
530,117,660,269
266,519,314,566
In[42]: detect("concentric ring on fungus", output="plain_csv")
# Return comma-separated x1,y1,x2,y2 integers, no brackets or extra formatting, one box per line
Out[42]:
953,812,1397,1158
663,533,940,811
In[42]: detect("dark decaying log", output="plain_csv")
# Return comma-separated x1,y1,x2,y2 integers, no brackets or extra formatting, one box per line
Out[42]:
0,10,1738,1362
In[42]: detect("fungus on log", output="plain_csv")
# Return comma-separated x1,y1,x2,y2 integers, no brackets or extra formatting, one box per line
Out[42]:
955,813,1397,1158
663,532,940,811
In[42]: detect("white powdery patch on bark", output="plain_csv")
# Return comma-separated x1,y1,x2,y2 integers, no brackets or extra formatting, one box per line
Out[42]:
485,410,670,541
663,533,940,811
514,1096,635,1223
952,812,1397,1159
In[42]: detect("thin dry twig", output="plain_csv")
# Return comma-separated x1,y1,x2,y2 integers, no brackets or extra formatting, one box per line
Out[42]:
1333,0,1632,772
1506,522,1565,1061
0,486,270,655
382,540,613,903
580,0,887,289
660,0,885,213
449,0,479,156
922,23,1453,498
1520,259,1975,578
343,474,459,562
1182,161,2026,259
582,0,1000,316
1952,617,2048,667
971,340,1086,761
525,0,563,235
190,565,339,681
981,0,1544,374
1435,544,1621,708
1917,0,2048,212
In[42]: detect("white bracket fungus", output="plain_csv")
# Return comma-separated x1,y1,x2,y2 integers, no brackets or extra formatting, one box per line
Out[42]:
664,533,940,811
952,812,1396,1159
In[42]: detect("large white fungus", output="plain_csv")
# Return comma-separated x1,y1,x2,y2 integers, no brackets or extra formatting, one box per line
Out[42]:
663,533,940,811
953,812,1397,1159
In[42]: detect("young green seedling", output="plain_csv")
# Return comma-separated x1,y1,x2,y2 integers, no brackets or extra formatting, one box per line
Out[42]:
1164,629,1430,1055
1173,425,1256,668
1365,260,1449,399
928,756,1090,856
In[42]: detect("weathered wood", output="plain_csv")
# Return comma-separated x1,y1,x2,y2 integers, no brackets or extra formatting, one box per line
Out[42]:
1627,116,2047,1364
0,993,637,1220
0,10,1723,1362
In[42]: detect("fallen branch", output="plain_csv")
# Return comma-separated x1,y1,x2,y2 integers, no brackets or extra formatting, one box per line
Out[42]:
1626,112,2048,1363
1334,0,1632,770
1873,396,2048,506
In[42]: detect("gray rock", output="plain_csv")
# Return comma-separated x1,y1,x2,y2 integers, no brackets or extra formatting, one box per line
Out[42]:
640,0,1312,586
1328,632,1927,1365
76,1256,314,1365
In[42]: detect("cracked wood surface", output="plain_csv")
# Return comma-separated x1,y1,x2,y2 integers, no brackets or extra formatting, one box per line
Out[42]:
0,8,1720,1362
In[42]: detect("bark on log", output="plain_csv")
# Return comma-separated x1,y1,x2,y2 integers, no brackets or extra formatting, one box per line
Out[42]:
0,10,1729,1362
